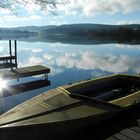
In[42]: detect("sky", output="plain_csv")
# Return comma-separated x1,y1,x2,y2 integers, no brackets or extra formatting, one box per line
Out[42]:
0,0,140,27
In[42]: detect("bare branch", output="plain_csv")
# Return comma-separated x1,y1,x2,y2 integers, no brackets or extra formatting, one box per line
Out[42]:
0,0,64,14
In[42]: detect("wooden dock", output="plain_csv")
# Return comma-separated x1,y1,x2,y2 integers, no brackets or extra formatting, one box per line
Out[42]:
0,65,50,80
74,104,140,140
104,107,140,140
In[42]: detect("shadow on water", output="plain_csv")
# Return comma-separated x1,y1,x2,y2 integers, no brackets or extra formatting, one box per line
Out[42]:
2,80,50,98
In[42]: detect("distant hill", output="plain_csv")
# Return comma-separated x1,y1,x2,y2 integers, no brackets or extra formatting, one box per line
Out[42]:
0,25,57,32
1,23,140,33
40,24,140,38
0,29,38,40
0,24,140,42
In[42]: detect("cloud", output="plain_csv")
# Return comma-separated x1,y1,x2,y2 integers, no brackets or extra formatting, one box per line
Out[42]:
0,47,4,53
43,54,54,61
117,20,140,25
74,52,129,73
18,47,43,53
116,44,140,49
49,21,68,25
0,9,10,14
0,42,10,55
18,50,140,77
24,1,41,12
6,15,42,21
31,48,43,53
65,10,78,16
18,56,44,67
51,51,140,74
59,0,140,16
0,14,42,27
18,55,65,76
1,0,139,27
30,15,42,20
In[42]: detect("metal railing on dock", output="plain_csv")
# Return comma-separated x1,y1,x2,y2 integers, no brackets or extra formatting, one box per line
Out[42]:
0,40,17,69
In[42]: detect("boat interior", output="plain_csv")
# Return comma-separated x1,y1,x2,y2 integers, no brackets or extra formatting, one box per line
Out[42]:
67,75,140,102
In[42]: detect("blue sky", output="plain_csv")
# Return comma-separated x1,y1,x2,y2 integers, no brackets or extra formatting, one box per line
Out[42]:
0,0,140,27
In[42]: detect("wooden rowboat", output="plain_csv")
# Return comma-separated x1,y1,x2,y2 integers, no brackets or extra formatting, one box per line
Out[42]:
0,74,140,139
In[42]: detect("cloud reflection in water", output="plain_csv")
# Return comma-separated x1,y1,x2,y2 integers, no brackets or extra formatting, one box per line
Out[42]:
18,43,140,76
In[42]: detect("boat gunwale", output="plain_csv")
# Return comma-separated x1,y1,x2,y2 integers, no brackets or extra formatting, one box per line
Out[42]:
63,74,140,92
61,74,140,108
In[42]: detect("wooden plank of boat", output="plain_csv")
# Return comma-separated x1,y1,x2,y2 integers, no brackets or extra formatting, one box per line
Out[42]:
113,133,133,140
0,87,115,127
69,93,121,111
58,86,121,111
0,65,50,80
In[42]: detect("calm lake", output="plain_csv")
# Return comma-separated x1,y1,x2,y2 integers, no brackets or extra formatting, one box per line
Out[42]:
0,38,140,113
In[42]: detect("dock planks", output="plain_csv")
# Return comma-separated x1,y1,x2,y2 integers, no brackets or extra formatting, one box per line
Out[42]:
0,65,50,80
71,104,140,140
103,105,140,140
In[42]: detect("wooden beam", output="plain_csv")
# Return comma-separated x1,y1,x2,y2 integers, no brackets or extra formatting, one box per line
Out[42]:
1,65,50,80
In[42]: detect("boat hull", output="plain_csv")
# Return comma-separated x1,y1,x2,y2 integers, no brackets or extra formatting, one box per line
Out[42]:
1,74,140,139
0,111,117,140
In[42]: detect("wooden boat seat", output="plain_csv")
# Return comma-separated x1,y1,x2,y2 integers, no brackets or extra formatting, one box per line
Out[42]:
58,87,121,111
95,88,123,101
69,93,121,111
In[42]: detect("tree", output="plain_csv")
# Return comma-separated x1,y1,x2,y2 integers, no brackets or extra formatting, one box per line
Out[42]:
0,0,64,14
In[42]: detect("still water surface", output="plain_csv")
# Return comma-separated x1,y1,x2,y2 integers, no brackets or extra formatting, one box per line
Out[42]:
0,39,140,113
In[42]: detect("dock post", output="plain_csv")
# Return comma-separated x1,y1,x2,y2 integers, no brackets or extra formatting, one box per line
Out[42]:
9,40,12,56
9,40,13,69
45,73,48,79
14,40,17,68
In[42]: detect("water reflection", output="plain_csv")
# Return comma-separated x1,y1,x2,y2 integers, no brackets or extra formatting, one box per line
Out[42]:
16,36,140,45
0,39,140,113
2,80,50,97
1,40,140,81
54,51,140,73
0,78,7,91
16,42,140,75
